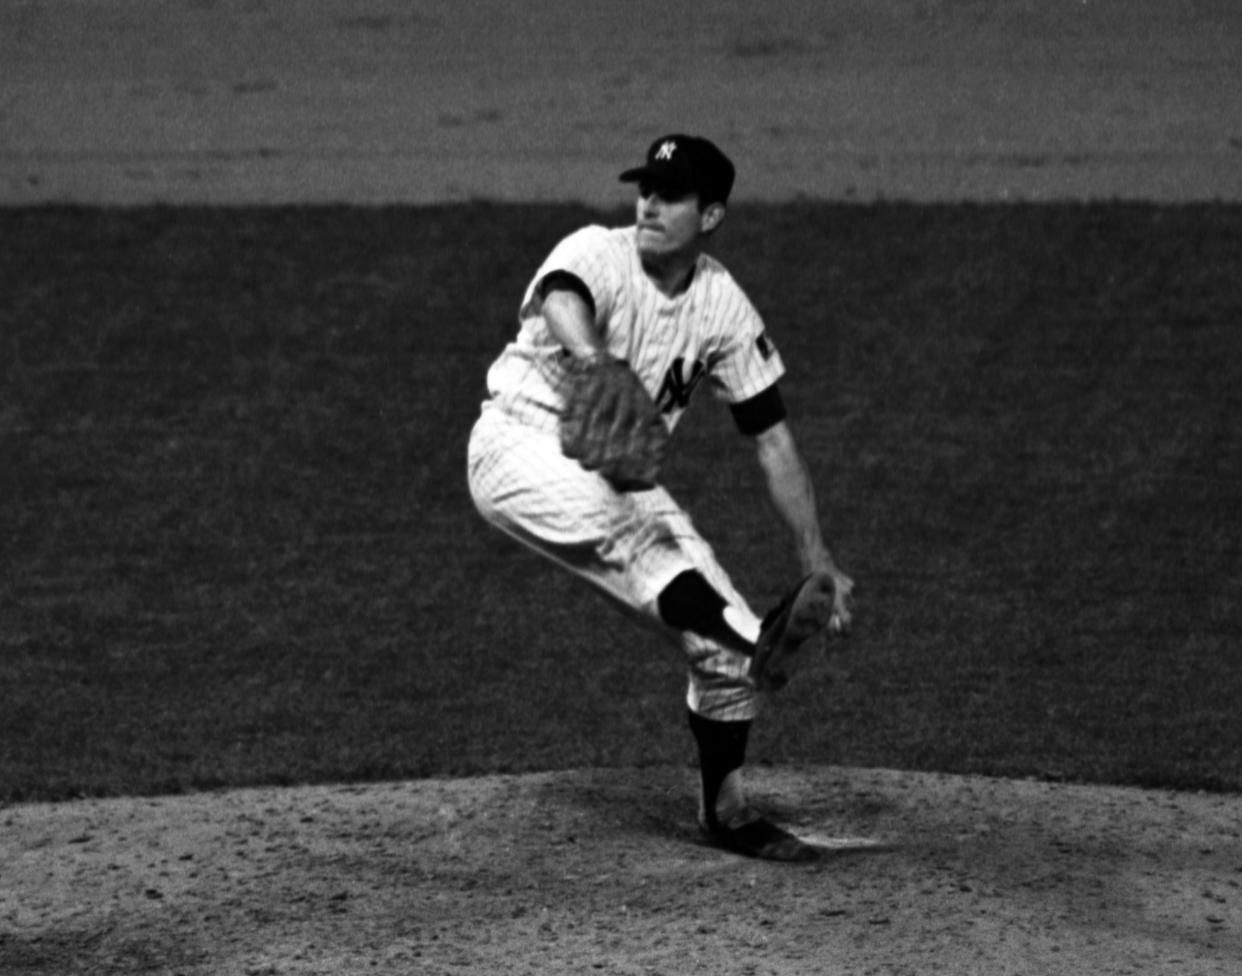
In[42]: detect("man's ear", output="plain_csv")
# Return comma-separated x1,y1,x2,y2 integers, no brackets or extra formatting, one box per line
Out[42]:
700,202,727,234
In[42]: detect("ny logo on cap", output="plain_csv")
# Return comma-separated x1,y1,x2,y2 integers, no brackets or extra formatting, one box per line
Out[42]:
654,140,677,161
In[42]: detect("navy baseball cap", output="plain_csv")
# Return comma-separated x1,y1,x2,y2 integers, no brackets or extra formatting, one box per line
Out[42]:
619,134,736,205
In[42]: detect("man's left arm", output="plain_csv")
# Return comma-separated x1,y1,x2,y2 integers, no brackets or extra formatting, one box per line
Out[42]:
752,419,855,630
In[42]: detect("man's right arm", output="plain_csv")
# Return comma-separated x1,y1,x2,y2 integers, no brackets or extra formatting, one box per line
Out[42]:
540,277,607,361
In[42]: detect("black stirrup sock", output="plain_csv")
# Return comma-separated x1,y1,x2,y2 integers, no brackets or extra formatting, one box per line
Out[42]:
658,570,729,634
687,709,752,829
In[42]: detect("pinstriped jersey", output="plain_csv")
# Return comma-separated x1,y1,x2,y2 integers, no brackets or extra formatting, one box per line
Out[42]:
484,224,785,433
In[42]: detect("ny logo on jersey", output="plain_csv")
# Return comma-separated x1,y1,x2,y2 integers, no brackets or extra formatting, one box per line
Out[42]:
654,140,677,161
656,357,706,414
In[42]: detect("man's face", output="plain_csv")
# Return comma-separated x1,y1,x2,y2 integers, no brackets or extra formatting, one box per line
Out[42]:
634,183,716,262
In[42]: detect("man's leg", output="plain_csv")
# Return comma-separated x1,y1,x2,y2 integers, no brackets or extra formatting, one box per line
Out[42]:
469,413,825,861
659,567,837,690
656,569,759,653
686,709,819,863
655,565,833,863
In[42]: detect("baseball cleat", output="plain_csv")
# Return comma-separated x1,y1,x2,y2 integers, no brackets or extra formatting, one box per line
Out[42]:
700,810,821,863
749,571,836,692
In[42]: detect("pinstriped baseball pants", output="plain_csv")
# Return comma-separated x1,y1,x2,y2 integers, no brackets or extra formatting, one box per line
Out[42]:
467,402,762,722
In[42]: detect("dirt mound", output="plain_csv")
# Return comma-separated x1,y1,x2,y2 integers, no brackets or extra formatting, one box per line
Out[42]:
3,765,1238,974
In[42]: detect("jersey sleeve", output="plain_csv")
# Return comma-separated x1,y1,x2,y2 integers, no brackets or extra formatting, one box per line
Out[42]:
519,225,621,327
706,281,786,404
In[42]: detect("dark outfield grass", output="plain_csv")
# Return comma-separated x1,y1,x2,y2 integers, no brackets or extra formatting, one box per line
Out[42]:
0,203,1239,804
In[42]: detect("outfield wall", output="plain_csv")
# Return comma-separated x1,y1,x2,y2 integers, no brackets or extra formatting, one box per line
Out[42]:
2,0,1240,206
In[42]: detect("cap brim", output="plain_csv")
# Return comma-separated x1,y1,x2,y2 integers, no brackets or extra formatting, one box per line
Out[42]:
618,166,697,195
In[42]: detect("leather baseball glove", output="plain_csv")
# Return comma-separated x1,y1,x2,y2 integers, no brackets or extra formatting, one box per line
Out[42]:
560,354,668,491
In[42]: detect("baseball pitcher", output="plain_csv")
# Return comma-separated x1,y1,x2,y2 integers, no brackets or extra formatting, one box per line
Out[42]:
467,134,855,862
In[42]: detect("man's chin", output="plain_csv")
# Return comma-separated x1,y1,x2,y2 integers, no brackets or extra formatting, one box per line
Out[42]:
635,240,665,263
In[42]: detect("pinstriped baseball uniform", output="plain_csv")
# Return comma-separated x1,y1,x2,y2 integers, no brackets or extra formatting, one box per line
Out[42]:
467,223,785,721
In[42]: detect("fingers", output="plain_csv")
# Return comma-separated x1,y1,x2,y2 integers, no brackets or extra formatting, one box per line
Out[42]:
828,577,855,635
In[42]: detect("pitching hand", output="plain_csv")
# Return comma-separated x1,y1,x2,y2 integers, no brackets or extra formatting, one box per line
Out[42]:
822,566,855,635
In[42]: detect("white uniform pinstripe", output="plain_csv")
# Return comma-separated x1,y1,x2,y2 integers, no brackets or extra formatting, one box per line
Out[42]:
467,224,785,721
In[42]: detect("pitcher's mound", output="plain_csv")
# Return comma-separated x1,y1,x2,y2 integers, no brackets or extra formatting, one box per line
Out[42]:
2,765,1238,975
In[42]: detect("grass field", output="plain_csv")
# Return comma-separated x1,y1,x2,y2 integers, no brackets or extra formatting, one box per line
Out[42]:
1,202,1239,804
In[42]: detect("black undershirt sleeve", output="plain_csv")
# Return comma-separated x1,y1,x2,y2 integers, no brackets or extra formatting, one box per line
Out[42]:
538,270,596,318
729,384,787,437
